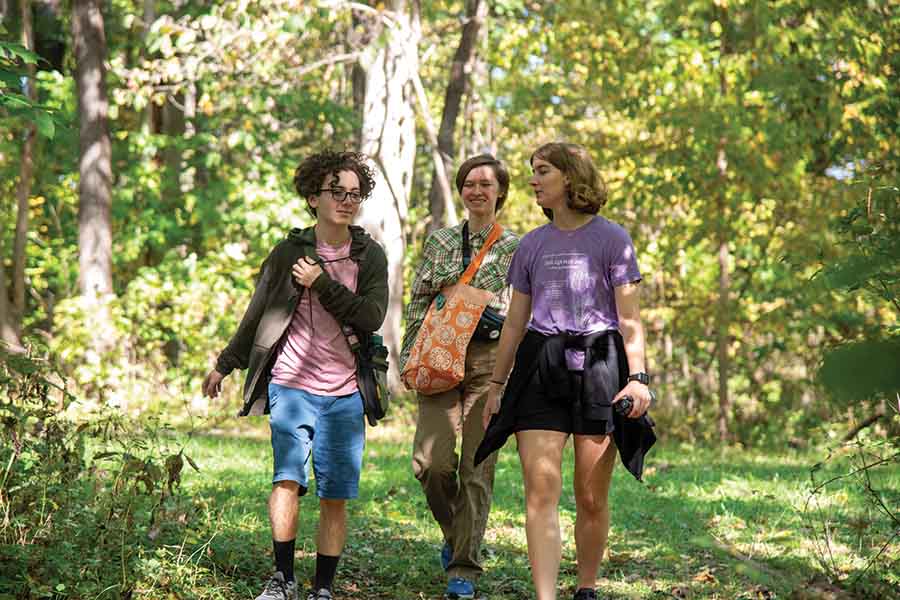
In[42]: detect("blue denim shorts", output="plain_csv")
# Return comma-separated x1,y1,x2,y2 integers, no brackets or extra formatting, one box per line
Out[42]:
268,382,366,499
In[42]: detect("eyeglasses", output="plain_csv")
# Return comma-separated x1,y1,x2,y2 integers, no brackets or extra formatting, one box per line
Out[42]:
319,188,364,204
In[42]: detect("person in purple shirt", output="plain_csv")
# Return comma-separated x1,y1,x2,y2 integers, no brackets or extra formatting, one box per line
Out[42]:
480,142,654,600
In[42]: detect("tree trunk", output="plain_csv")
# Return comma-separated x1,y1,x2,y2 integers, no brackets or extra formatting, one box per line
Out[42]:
160,91,185,234
12,0,36,329
716,178,730,442
140,0,155,133
411,71,455,233
0,244,23,352
715,15,732,443
682,351,694,413
73,0,113,302
426,0,487,233
351,0,420,390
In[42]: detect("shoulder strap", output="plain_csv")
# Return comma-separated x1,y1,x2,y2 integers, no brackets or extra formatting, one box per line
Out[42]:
462,221,471,269
459,223,503,286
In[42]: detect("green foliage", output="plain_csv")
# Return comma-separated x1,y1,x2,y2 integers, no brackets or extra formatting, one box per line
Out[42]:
818,339,900,403
2,1,896,594
0,34,61,138
0,346,199,598
806,434,900,594
47,246,262,414
815,176,900,405
471,0,900,442
2,0,897,444
802,172,900,593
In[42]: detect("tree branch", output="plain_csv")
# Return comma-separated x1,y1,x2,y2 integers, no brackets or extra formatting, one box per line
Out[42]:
293,52,362,77
409,69,456,226
322,0,400,28
810,452,900,494
842,411,886,442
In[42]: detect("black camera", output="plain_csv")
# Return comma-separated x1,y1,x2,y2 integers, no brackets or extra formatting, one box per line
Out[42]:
614,390,656,418
614,396,634,416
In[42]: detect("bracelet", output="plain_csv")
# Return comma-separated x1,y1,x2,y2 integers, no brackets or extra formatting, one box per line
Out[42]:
489,379,507,386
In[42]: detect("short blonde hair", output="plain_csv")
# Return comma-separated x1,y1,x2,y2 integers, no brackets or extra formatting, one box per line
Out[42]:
530,142,607,220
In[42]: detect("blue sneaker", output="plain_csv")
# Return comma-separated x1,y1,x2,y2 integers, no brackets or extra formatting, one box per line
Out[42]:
440,541,453,571
445,577,475,600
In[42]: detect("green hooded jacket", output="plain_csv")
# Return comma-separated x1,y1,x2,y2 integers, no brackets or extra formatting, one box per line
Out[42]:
215,225,389,416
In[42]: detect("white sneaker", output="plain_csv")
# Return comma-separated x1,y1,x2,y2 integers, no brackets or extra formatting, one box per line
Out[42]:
255,572,297,600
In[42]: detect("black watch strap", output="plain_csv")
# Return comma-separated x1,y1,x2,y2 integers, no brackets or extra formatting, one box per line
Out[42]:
627,372,650,385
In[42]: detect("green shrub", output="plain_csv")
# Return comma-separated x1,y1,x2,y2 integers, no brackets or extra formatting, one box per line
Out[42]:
48,245,260,418
805,177,899,593
0,346,198,599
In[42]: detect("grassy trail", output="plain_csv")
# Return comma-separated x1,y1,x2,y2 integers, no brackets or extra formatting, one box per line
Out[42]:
166,410,898,600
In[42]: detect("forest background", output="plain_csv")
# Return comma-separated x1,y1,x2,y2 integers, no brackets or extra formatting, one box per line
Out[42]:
0,1,898,599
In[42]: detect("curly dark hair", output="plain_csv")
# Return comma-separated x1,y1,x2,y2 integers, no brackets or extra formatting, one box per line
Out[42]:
293,151,376,217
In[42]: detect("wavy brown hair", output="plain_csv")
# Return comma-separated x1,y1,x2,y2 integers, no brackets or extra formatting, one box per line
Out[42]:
293,151,376,217
530,142,607,220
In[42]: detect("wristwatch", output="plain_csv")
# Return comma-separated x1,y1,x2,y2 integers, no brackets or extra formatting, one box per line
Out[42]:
627,372,650,385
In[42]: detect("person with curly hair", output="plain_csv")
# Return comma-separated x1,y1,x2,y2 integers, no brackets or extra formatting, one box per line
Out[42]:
202,150,388,600
476,142,656,600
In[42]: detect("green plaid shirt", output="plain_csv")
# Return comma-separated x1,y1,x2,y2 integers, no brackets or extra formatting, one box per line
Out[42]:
400,220,520,371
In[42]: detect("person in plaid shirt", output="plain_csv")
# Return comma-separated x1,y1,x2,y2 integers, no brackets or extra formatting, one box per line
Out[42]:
401,154,519,600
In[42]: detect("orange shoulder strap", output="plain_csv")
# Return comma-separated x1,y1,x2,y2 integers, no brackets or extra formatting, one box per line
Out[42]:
459,223,503,286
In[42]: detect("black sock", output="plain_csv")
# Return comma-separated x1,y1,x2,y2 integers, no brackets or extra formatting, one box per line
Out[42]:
314,553,341,591
273,539,296,582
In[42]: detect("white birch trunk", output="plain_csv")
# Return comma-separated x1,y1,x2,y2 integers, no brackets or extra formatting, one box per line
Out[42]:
352,0,420,390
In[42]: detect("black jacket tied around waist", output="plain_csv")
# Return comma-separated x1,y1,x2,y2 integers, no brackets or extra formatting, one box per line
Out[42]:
474,329,657,481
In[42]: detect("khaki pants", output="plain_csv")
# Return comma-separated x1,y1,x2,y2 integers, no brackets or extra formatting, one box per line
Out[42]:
411,339,499,580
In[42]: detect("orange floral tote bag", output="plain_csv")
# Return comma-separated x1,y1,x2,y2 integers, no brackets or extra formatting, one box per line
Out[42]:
401,224,503,395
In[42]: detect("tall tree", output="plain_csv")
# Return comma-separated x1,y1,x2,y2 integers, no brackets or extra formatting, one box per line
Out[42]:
0,246,21,351
714,4,732,442
139,0,155,134
72,0,112,303
425,0,487,233
350,0,420,388
12,0,37,331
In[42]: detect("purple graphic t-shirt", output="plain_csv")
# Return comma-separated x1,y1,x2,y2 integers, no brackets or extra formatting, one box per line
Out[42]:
507,216,642,369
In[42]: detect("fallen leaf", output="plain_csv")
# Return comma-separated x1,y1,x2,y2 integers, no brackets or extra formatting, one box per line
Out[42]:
692,567,718,584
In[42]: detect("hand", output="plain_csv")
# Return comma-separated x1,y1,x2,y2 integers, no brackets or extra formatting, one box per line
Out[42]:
613,380,652,418
202,369,225,399
482,382,503,430
292,256,323,288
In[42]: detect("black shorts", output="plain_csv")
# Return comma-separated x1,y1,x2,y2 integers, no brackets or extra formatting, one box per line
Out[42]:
511,370,615,436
